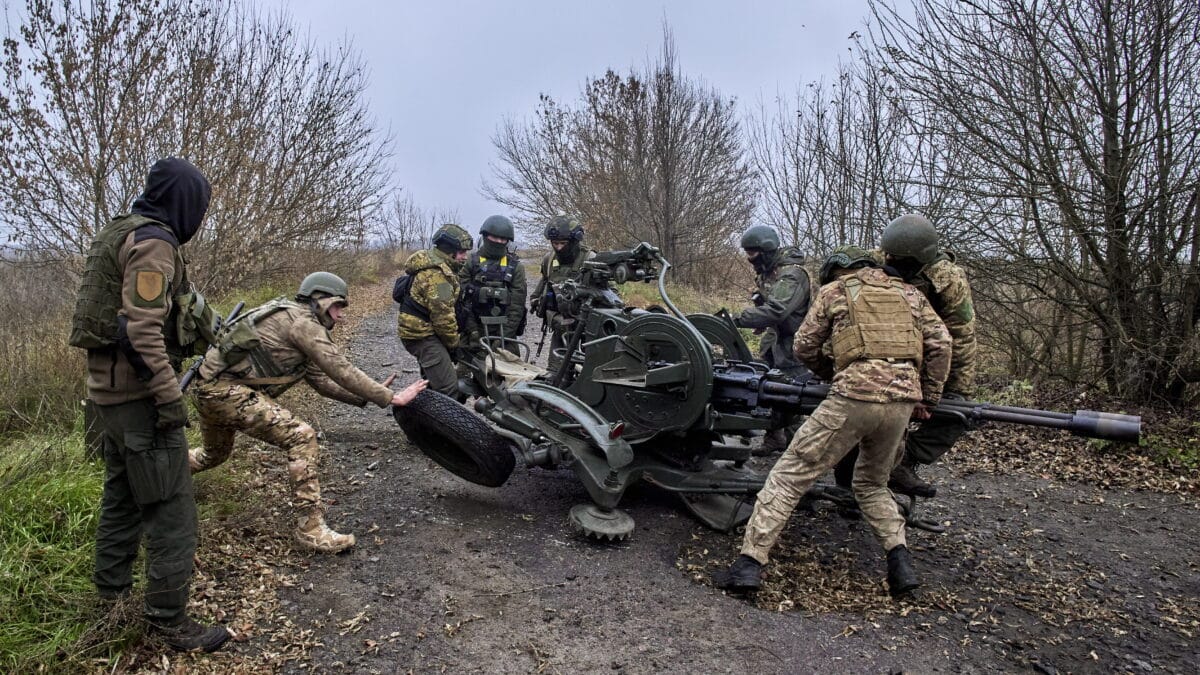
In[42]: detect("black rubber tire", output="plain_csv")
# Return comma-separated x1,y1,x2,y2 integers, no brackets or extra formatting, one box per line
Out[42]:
392,389,516,487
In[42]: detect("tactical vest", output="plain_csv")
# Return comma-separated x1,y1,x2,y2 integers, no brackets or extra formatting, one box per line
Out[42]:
829,274,923,370
466,255,517,316
70,214,186,351
211,297,308,396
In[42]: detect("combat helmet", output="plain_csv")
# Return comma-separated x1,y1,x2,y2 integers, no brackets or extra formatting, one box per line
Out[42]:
432,223,472,254
819,245,877,285
544,215,584,242
480,215,515,241
739,225,781,253
298,271,349,303
880,214,939,264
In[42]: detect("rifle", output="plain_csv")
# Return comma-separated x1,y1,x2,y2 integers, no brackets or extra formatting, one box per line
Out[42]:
180,301,245,392
534,285,555,358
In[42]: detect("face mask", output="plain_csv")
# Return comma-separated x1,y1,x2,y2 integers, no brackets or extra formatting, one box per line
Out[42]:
750,250,774,274
480,238,508,259
555,241,579,264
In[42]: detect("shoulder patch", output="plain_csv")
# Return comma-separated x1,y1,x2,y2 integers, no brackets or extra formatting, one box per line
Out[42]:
435,281,455,302
133,270,166,306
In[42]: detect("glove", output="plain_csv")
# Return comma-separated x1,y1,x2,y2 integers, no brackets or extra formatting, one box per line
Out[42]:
530,297,541,314
155,400,189,431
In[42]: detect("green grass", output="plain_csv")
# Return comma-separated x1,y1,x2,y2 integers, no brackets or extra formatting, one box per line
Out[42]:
0,419,135,671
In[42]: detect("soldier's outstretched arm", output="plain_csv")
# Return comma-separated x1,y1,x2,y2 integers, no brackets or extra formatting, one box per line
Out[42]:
916,298,952,406
507,263,528,335
290,320,395,407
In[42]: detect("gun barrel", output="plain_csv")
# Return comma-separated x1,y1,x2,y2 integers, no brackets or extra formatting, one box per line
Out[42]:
712,367,1141,443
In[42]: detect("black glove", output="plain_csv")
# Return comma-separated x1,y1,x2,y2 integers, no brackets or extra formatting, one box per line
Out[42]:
155,400,189,431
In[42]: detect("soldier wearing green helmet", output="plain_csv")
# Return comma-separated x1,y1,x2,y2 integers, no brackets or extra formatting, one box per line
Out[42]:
734,225,814,453
716,245,951,598
530,215,596,359
458,215,528,352
188,272,428,554
876,213,977,498
396,223,473,399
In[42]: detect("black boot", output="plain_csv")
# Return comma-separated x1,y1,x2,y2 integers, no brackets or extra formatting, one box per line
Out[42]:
888,459,936,498
712,554,763,592
149,617,232,653
886,545,920,598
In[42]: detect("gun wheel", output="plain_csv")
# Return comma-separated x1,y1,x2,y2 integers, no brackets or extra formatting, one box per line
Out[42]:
569,504,634,542
393,389,516,487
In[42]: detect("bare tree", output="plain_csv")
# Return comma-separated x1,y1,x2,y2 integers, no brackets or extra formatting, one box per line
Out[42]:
484,27,756,287
0,0,391,292
869,0,1200,402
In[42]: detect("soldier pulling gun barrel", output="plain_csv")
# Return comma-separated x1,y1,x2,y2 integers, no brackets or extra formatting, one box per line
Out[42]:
393,228,1141,552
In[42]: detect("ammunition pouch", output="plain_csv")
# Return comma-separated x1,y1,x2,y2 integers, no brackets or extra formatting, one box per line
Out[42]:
216,318,261,369
172,288,217,357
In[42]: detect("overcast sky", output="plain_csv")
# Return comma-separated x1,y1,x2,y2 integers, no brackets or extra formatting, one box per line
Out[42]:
274,0,874,235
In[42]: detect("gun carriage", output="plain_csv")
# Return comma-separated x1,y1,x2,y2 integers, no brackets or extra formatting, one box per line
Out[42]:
394,244,1141,541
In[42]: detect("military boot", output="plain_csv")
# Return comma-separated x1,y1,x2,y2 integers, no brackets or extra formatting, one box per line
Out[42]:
753,429,790,457
888,458,936,498
886,545,920,598
149,616,231,653
712,554,763,592
294,507,356,553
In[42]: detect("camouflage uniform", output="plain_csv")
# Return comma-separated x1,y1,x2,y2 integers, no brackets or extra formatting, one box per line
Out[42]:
70,158,225,646
189,297,395,553
531,244,595,355
740,267,951,563
398,247,462,397
893,252,976,465
735,246,813,379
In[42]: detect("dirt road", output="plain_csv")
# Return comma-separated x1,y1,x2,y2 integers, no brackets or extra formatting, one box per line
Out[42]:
279,307,1199,674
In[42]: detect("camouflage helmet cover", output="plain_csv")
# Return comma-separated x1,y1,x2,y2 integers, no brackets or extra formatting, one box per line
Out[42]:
298,271,349,306
544,215,584,242
739,225,780,252
480,215,515,240
819,245,877,285
432,222,472,253
880,214,939,264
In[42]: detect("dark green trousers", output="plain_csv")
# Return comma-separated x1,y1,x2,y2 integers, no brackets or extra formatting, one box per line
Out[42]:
402,336,459,398
92,397,196,625
904,412,969,465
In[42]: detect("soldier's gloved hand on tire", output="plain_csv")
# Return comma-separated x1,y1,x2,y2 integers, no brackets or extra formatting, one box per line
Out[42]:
155,400,190,431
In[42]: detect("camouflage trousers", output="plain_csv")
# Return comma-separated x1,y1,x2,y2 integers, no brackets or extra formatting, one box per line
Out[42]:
190,381,321,510
741,395,913,564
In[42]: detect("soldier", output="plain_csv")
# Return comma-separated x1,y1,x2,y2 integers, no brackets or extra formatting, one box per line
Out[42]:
188,272,428,553
396,223,473,399
714,246,951,598
878,214,976,498
529,215,595,359
458,215,528,352
68,157,229,652
733,225,813,453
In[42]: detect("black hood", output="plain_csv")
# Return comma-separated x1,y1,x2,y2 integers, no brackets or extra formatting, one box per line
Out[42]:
131,157,211,244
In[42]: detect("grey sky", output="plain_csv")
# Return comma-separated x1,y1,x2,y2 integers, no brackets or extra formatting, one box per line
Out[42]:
276,0,873,233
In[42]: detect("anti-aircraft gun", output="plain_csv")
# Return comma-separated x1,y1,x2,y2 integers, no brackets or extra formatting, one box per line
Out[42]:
393,243,1142,541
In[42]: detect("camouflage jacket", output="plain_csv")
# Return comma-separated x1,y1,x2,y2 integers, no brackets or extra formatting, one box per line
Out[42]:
81,222,186,406
198,299,393,407
795,267,951,404
531,245,595,314
397,248,461,348
736,247,813,369
874,250,976,394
